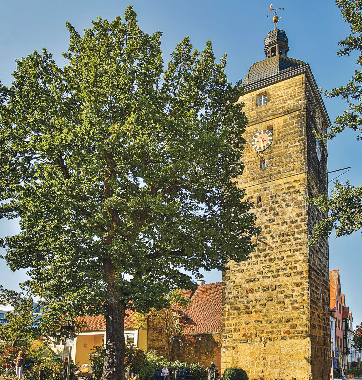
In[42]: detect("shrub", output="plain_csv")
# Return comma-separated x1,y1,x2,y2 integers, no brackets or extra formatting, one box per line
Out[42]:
346,367,362,377
89,345,105,380
0,343,63,380
89,346,207,380
223,368,248,380
22,343,63,380
90,346,160,380
125,345,155,380
0,346,19,377
145,350,168,370
167,360,207,380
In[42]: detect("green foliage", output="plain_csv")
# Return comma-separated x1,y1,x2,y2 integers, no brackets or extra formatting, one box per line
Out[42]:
326,0,362,140
22,343,63,380
353,325,362,352
346,367,362,377
144,352,207,380
0,5,257,317
145,350,168,370
0,5,258,378
125,345,155,380
90,345,158,380
0,346,18,377
0,289,63,379
168,361,207,380
89,345,105,380
0,342,63,380
222,368,248,380
0,287,41,352
308,181,362,244
310,0,362,242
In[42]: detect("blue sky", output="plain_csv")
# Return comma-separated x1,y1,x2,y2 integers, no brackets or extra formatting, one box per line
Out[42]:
1,0,361,326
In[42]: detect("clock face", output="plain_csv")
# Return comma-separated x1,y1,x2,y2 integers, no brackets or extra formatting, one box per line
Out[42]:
316,138,322,161
251,129,273,152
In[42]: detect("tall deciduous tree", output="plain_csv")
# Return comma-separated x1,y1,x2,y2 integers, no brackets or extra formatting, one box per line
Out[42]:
309,0,362,243
0,7,257,380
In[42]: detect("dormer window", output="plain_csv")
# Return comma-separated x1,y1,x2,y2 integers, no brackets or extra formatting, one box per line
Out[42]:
258,94,267,107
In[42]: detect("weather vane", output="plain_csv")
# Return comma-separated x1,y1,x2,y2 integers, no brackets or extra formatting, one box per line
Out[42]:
267,4,284,30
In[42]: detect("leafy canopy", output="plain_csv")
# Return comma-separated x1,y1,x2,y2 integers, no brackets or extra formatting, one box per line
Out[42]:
0,287,40,350
309,0,362,243
0,6,257,325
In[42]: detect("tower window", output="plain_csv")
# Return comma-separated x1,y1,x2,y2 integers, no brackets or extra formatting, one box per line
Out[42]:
260,159,266,169
271,46,276,57
257,196,262,204
258,94,267,107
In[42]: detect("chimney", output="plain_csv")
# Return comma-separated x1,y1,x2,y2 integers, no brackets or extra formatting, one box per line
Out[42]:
197,279,205,287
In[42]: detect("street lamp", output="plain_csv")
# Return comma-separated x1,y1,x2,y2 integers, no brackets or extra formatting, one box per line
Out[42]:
61,316,75,380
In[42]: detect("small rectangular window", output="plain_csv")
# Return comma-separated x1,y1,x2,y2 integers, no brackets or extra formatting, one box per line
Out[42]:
258,94,267,107
125,332,138,346
260,159,266,169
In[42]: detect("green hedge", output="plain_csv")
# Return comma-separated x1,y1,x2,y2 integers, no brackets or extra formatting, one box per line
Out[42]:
222,368,248,380
346,367,362,377
89,346,207,380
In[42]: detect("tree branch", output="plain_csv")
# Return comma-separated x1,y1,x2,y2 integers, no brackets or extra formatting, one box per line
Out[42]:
55,155,71,179
161,181,185,196
146,248,185,260
104,151,121,244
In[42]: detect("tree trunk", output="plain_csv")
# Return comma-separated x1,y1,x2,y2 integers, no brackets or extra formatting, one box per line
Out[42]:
102,258,125,380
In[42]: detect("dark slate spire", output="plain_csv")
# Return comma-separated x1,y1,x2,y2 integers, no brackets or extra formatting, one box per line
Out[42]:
243,55,306,89
243,27,307,91
264,29,289,58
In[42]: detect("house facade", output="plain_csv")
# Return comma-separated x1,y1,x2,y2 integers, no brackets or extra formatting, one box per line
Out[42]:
55,283,221,370
330,270,344,371
52,310,147,366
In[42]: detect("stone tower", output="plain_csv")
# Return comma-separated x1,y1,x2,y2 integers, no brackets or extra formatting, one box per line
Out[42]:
222,27,330,380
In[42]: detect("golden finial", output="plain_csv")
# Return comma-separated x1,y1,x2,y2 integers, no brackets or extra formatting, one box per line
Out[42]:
267,4,284,30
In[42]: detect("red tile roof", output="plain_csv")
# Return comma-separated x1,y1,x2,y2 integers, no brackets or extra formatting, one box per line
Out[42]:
77,309,136,332
342,306,349,320
77,282,222,334
182,282,222,335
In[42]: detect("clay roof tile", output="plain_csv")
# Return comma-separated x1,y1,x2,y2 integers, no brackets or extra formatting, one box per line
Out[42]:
77,309,136,332
182,282,222,335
